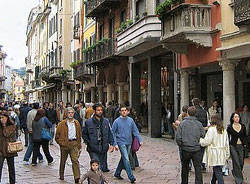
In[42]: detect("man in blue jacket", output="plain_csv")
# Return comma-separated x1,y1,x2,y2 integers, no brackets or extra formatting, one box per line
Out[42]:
112,105,143,183
82,103,114,172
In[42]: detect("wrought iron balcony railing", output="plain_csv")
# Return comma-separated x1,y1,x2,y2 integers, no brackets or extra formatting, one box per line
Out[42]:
85,39,115,64
73,26,80,40
74,62,94,80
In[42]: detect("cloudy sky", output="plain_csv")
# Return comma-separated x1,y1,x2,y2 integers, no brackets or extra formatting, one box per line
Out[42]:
0,0,40,69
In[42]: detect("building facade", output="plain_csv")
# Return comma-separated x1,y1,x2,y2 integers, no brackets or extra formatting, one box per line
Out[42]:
0,45,7,101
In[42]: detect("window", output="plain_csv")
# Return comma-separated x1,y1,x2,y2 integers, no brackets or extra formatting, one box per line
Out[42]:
59,47,62,67
136,0,145,17
60,19,62,35
74,12,80,27
90,34,95,46
109,18,114,38
120,10,126,24
99,24,104,40
55,13,58,32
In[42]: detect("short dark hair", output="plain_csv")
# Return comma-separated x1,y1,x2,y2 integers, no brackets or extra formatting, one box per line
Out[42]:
119,105,129,111
230,112,241,125
187,106,196,116
33,103,39,109
192,98,200,106
93,103,104,111
182,105,189,113
90,159,99,166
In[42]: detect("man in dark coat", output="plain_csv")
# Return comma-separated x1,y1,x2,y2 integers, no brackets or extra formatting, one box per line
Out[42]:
82,103,114,172
19,102,32,146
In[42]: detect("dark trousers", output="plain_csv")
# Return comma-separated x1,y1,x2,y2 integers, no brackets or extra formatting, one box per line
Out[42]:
89,152,108,171
181,150,203,184
129,150,139,169
230,145,244,184
0,156,15,184
32,141,53,164
24,128,29,146
211,166,224,184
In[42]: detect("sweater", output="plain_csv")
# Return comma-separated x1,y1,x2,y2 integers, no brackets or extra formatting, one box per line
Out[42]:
227,123,248,146
32,117,52,142
27,109,38,132
79,170,107,184
200,126,230,167
112,116,142,146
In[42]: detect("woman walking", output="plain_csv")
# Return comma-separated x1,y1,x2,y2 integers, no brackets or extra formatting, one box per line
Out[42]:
0,112,17,184
200,115,230,184
32,108,54,166
227,112,248,184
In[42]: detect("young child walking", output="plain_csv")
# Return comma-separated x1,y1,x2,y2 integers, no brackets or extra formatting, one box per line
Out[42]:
79,160,108,184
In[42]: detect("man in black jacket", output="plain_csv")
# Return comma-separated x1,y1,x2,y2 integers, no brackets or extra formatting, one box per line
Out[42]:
19,102,32,146
82,103,114,172
192,98,208,171
176,106,205,184
47,103,58,145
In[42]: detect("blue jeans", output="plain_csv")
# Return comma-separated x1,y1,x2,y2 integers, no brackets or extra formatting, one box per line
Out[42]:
89,152,108,171
50,124,56,143
23,134,43,162
211,166,224,184
114,145,135,181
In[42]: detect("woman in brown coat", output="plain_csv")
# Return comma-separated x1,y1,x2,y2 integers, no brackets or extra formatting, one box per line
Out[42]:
0,112,17,184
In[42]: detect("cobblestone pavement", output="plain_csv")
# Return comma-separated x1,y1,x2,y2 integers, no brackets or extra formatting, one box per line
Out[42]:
1,135,250,184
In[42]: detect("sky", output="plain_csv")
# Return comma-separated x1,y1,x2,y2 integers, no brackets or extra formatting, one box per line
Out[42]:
0,0,41,69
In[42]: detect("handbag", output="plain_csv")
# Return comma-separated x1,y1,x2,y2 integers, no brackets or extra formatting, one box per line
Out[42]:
132,137,140,152
7,141,23,154
41,128,52,141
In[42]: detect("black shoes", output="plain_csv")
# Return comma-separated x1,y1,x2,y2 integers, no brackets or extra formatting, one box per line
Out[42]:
114,175,124,180
131,178,136,183
102,169,110,172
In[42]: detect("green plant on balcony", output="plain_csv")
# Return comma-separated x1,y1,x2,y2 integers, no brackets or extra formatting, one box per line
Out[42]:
142,12,148,17
70,62,77,68
135,15,140,22
156,0,183,20
117,28,122,34
120,22,127,30
127,19,133,26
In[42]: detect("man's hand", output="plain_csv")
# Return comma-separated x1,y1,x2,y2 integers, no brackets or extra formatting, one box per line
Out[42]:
140,142,143,147
115,145,119,151
109,145,114,152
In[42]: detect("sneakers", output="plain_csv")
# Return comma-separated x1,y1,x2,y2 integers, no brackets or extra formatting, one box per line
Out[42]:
114,175,124,180
131,178,136,183
23,161,30,165
48,160,55,165
39,159,44,163
31,163,37,166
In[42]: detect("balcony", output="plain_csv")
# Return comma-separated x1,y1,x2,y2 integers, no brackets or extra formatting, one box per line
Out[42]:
85,0,120,17
234,0,250,28
74,62,94,81
161,3,212,54
117,16,161,56
85,39,115,64
73,26,80,40
49,66,63,81
40,66,50,82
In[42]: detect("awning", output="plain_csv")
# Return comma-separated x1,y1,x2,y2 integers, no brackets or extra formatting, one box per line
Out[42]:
35,83,56,91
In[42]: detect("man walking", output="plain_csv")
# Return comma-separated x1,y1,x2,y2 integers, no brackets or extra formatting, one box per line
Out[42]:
56,101,66,123
47,103,58,145
55,107,82,184
23,102,43,164
176,106,205,184
19,101,31,146
83,103,114,172
112,105,142,183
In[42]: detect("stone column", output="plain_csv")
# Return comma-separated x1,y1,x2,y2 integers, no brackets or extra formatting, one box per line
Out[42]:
90,87,96,103
220,60,237,126
129,60,141,114
107,84,113,104
148,57,161,138
118,82,126,105
180,69,190,109
97,85,104,103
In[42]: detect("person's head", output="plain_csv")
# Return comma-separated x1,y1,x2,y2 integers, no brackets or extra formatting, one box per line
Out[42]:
0,112,14,126
200,100,205,107
93,103,104,118
33,102,39,109
119,105,129,117
34,108,46,121
108,101,112,106
79,101,85,108
182,105,189,113
49,102,54,109
66,102,72,108
210,114,224,134
59,101,63,107
192,98,200,106
243,104,248,112
187,106,196,117
43,102,49,109
212,100,218,107
66,107,75,120
90,160,99,172
230,112,241,125
74,104,80,112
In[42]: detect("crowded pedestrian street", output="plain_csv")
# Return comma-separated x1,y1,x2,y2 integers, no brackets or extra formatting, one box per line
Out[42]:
0,135,249,184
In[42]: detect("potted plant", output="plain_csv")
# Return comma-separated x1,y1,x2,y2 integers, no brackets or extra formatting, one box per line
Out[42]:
142,12,148,17
127,19,133,26
135,15,140,22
